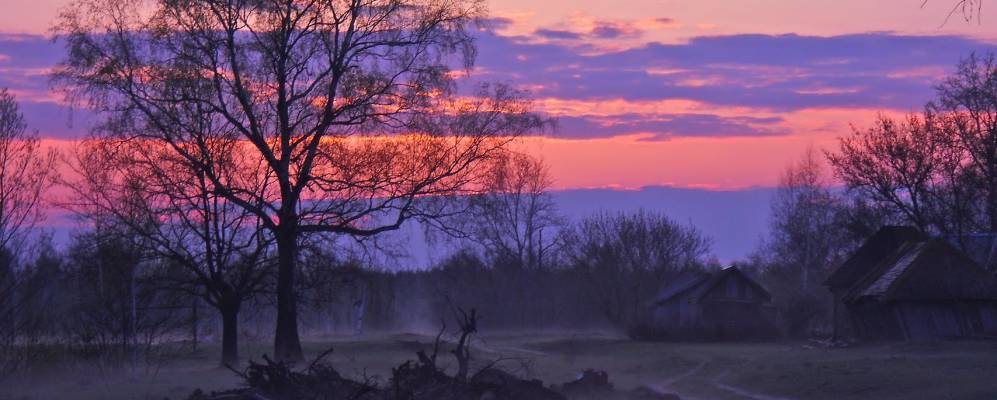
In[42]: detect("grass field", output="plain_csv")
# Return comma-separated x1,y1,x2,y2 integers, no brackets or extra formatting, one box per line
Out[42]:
3,333,997,400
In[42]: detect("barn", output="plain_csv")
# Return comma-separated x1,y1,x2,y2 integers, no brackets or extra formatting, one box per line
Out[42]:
826,226,997,341
651,266,778,340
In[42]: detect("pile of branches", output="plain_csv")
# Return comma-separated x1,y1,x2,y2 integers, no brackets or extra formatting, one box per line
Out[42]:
186,354,378,400
187,307,564,400
186,307,679,400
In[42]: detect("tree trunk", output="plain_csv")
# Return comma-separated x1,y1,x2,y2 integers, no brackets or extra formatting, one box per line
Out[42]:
191,297,199,352
219,299,240,366
988,180,997,232
274,227,303,361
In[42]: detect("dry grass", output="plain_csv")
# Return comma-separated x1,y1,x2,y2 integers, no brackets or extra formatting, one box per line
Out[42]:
2,333,996,400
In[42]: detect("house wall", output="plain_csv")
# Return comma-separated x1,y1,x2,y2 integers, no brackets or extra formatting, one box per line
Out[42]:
848,300,906,340
980,303,997,336
849,300,997,340
650,271,778,340
830,291,855,339
651,298,701,338
653,300,679,329
895,301,970,340
698,301,779,339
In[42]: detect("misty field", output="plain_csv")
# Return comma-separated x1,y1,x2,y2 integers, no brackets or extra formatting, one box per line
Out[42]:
3,333,996,400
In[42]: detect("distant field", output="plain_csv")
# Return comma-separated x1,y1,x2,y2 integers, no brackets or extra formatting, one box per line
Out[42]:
3,333,997,400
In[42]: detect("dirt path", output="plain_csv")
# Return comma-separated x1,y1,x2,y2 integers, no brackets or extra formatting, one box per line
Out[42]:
645,361,707,400
710,371,796,400
711,382,795,400
647,361,798,400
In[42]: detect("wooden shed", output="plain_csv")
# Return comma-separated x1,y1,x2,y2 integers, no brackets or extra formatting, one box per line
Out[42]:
826,226,997,341
651,266,778,340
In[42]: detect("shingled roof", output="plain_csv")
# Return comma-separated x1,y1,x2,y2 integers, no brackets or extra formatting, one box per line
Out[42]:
827,226,997,303
824,226,925,290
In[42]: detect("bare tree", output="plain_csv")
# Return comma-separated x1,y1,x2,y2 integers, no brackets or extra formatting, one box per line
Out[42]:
63,137,273,365
759,148,864,336
62,226,186,364
773,147,854,292
467,152,561,270
55,0,544,360
829,54,997,240
0,88,56,255
932,53,997,232
0,88,57,377
827,114,947,232
561,210,710,332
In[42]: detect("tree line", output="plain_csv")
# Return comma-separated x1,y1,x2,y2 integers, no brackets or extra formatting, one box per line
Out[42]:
1,0,997,380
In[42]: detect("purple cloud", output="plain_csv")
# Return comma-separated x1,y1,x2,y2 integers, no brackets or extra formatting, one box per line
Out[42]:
471,32,996,112
556,113,786,140
3,31,997,141
589,24,633,39
0,34,97,138
532,21,645,41
534,28,583,40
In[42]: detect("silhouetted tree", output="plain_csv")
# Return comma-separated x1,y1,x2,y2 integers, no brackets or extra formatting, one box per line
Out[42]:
829,54,997,241
561,210,710,332
827,114,949,233
0,88,57,379
63,227,184,361
0,88,56,258
769,147,853,292
55,0,544,360
64,138,273,365
932,53,997,232
758,148,868,336
466,152,562,270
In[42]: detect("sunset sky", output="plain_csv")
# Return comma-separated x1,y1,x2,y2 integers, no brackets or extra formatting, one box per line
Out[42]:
3,0,997,189
3,0,997,259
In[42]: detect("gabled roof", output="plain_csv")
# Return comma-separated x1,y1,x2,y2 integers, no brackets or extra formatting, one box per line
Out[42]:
655,271,711,304
856,239,997,301
656,266,772,304
824,226,926,290
849,240,927,300
829,227,997,303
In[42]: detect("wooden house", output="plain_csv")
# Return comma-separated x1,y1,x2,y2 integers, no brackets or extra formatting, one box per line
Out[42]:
651,266,778,340
826,226,997,341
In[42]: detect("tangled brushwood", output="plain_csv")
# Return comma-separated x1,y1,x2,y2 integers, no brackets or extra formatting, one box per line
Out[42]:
185,352,563,400
185,352,677,400
186,308,678,400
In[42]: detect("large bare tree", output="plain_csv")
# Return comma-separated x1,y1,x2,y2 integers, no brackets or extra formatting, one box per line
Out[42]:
829,54,997,240
827,113,950,232
54,0,543,360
